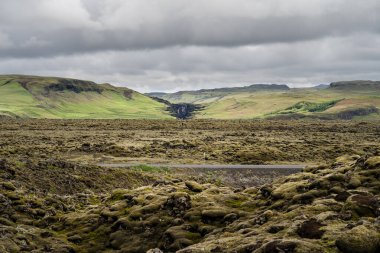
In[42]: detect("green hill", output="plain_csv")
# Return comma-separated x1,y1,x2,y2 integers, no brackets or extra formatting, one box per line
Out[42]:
148,81,380,120
0,75,173,119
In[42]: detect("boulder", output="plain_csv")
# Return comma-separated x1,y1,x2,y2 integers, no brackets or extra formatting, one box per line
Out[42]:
296,219,325,239
365,157,380,169
344,193,379,217
254,239,325,253
336,225,380,253
185,181,204,193
201,209,229,224
164,192,191,217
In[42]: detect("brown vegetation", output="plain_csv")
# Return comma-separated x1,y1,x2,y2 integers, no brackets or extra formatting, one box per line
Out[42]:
1,119,379,166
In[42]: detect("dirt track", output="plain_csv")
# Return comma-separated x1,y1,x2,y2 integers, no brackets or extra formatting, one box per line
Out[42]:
98,163,305,170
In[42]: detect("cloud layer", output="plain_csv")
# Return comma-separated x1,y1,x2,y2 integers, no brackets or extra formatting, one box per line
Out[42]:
0,0,379,92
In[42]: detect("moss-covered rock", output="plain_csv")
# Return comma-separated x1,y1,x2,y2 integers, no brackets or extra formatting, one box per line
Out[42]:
254,239,326,253
343,193,379,217
162,226,202,251
164,192,191,217
271,180,309,200
109,188,133,201
296,219,325,239
1,154,380,253
365,156,380,170
185,181,204,192
201,209,229,224
336,225,380,253
1,182,16,191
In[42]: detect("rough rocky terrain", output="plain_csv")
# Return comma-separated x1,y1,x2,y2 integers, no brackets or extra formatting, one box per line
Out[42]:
1,119,380,166
1,155,379,252
1,119,380,252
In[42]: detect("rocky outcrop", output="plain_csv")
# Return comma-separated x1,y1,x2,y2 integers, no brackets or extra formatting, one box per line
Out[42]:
334,106,379,120
150,96,203,119
44,78,104,94
168,103,202,119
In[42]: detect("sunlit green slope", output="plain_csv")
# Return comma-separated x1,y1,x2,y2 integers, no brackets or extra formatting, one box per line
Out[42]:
195,88,380,119
0,75,173,119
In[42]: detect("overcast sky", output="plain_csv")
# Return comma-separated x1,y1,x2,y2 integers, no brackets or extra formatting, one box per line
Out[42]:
0,0,379,92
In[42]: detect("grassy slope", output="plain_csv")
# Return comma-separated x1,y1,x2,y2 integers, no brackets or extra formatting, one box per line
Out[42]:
0,75,173,119
194,88,380,119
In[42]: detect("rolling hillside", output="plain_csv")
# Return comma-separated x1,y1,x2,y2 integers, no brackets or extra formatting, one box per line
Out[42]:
0,75,173,119
148,81,380,120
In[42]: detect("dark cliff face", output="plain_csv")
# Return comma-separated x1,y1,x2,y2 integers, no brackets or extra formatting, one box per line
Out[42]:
149,97,202,119
169,103,202,119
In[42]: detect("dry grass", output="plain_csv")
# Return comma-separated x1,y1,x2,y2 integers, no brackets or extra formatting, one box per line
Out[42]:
1,119,379,166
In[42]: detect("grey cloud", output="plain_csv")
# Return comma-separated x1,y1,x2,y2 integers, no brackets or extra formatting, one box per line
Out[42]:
1,32,380,92
0,0,379,57
1,0,380,92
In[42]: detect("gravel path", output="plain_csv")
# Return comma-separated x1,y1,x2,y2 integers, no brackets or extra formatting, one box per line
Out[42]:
98,163,306,171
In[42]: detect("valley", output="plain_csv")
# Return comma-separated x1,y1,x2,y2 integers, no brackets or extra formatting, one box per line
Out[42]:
1,75,380,120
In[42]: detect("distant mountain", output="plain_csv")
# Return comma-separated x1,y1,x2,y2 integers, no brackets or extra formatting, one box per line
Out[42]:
146,84,289,104
330,80,380,89
312,84,329,89
193,83,290,93
0,75,172,119
146,92,168,98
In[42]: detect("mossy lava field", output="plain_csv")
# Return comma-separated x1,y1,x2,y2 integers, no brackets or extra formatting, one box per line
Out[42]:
0,119,380,252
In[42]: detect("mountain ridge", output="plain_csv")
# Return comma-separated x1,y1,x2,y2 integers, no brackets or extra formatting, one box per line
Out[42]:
146,84,290,103
330,80,380,89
